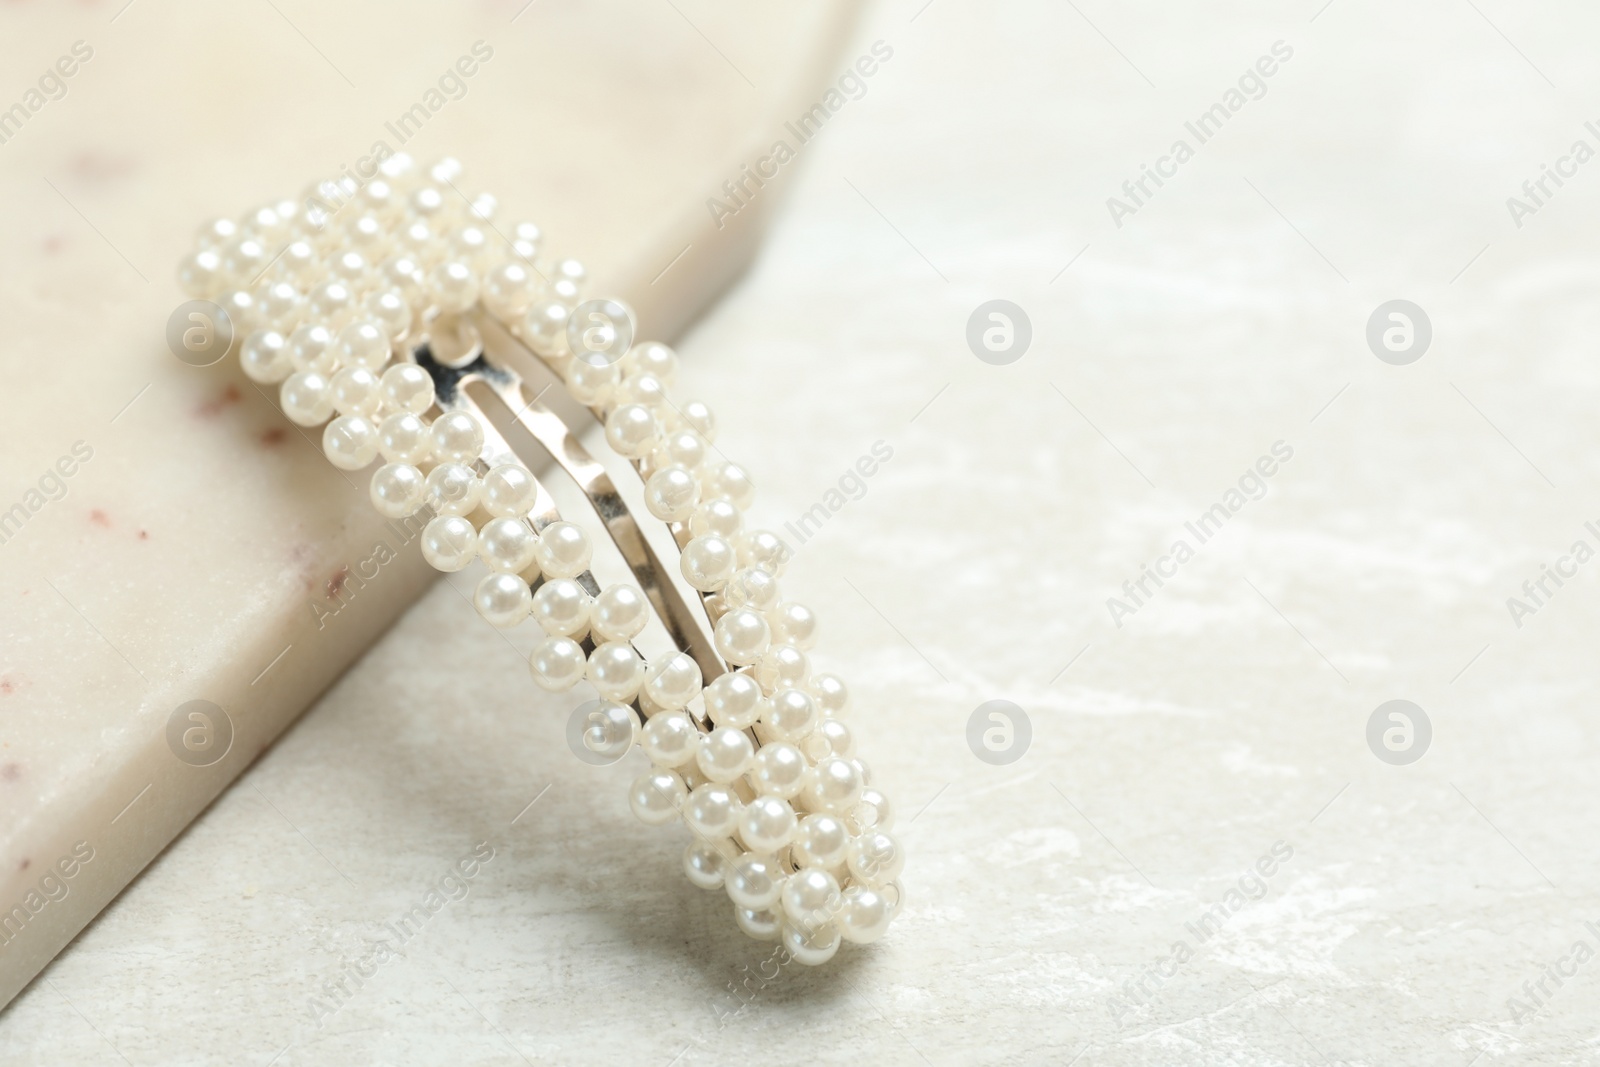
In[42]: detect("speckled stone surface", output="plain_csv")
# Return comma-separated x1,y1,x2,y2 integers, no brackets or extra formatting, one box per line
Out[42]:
5,0,1600,1064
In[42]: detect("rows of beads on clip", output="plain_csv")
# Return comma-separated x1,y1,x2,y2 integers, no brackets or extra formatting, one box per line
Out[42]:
185,155,902,962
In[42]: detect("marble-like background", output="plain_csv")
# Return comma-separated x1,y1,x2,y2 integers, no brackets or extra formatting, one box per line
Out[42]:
6,0,1600,1064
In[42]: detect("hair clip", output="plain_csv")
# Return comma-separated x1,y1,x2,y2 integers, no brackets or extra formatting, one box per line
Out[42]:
176,154,903,964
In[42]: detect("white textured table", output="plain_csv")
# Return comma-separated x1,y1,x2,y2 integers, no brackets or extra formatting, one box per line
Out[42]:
6,1,1600,1064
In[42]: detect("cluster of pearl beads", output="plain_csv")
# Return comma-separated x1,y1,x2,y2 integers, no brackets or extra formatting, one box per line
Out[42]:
185,155,902,963
475,274,904,968
181,155,633,639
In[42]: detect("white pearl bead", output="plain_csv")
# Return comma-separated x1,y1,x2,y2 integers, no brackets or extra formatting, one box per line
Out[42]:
346,218,387,258
648,430,706,473
612,372,666,411
846,831,905,888
427,156,463,184
533,521,592,579
818,718,855,760
240,329,292,383
421,515,478,571
734,905,781,941
681,535,736,592
587,641,645,702
357,180,397,217
703,672,763,730
704,461,756,510
781,920,841,966
754,644,808,693
411,185,447,217
330,366,382,416
220,236,269,282
689,499,742,540
837,885,894,944
604,403,658,458
474,572,532,628
528,635,586,691
400,220,438,261
750,742,806,799
177,250,224,298
244,204,284,241
723,568,779,613
482,261,538,320
530,577,591,634
644,652,702,711
425,463,482,516
278,241,318,284
644,466,699,522
676,399,716,442
740,796,797,853
683,841,729,890
764,688,819,742
280,370,335,426
194,217,238,249
331,249,369,284
428,261,479,313
378,412,431,464
511,220,541,252
336,319,391,371
566,356,618,407
369,463,426,518
714,609,771,667
478,517,539,573
737,530,790,576
792,814,850,870
379,253,426,300
521,300,570,357
430,410,484,464
253,282,303,330
696,726,753,783
622,340,679,383
804,756,864,815
364,289,412,338
287,324,337,374
308,280,355,322
482,463,539,518
322,414,380,470
637,713,695,770
780,867,840,928
379,152,415,180
448,225,491,267
628,769,684,827
725,853,783,910
769,602,818,650
283,323,332,377
379,363,434,415
853,788,894,832
684,783,743,839
591,584,650,642
218,289,260,331
809,673,849,717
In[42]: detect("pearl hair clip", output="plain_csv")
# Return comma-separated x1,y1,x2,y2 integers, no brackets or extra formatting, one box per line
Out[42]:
176,154,903,964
